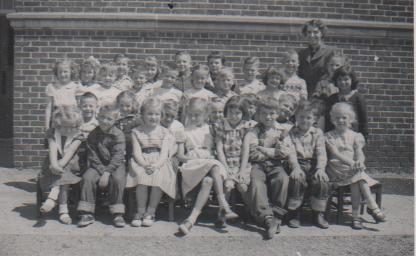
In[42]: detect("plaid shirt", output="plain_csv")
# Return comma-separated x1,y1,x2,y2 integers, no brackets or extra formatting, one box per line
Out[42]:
289,126,327,170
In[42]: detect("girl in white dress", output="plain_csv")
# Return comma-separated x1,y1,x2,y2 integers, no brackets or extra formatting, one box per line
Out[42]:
325,102,386,229
39,106,84,224
45,60,80,130
126,97,176,227
177,98,238,235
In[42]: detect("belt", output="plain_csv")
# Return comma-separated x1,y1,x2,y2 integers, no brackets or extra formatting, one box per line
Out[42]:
142,147,160,153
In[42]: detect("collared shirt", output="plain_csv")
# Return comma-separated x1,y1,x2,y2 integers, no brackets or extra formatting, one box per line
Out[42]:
114,75,133,91
79,117,99,134
289,126,327,170
87,126,126,174
46,81,80,108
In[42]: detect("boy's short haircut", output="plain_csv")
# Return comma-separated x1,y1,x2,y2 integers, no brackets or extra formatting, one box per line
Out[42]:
263,65,288,85
160,64,180,77
98,104,120,119
302,19,327,39
330,50,351,68
175,51,191,59
224,95,250,121
257,96,280,112
331,66,359,90
282,49,299,62
131,64,147,77
216,67,234,80
240,93,259,105
113,53,129,62
52,105,83,128
243,56,260,67
207,51,225,64
163,100,179,115
80,92,98,103
295,100,320,118
191,64,210,77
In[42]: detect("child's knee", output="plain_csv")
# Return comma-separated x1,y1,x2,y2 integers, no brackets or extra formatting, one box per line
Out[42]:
201,176,213,187
224,179,235,191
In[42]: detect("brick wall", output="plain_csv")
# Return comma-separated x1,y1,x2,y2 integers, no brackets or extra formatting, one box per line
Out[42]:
15,0,413,23
12,29,414,172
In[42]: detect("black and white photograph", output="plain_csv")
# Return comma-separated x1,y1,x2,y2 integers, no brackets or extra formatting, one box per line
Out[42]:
0,0,413,255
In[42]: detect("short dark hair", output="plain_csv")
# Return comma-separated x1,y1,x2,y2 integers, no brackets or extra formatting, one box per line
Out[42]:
207,51,225,64
302,19,327,39
224,96,250,121
332,66,359,90
80,92,98,102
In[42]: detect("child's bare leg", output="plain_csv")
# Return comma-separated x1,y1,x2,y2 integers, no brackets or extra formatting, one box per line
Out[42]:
40,186,60,213
147,187,163,216
350,182,361,219
224,179,235,202
187,176,213,224
209,166,228,208
58,185,71,224
358,180,378,210
209,166,238,219
135,185,149,218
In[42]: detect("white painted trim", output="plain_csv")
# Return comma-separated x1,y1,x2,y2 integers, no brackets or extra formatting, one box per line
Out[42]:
7,12,413,37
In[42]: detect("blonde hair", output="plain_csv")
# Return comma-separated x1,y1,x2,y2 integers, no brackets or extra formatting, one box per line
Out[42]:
140,97,163,115
330,102,357,126
97,62,117,76
217,67,234,80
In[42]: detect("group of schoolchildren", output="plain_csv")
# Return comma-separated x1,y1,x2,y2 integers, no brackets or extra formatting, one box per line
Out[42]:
38,19,386,239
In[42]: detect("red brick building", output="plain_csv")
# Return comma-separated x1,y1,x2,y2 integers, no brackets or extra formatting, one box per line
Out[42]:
3,0,414,173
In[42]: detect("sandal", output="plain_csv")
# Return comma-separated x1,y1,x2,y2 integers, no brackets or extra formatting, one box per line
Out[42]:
351,218,363,230
367,208,386,223
40,198,57,213
179,219,193,235
59,213,72,225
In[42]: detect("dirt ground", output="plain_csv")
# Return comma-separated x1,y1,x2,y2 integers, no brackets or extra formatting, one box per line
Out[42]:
0,168,413,256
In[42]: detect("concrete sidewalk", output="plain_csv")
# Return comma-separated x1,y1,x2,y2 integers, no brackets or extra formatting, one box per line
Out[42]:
0,167,413,256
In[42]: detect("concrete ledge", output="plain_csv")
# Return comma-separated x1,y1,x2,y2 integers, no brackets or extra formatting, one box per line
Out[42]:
7,12,413,38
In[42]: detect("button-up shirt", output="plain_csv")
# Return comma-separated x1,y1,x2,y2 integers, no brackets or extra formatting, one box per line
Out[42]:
289,126,327,170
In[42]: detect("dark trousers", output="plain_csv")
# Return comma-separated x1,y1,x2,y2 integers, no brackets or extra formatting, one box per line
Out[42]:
77,165,126,214
287,160,329,212
246,163,289,225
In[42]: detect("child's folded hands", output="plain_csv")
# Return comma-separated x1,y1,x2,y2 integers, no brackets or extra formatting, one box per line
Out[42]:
98,171,110,188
